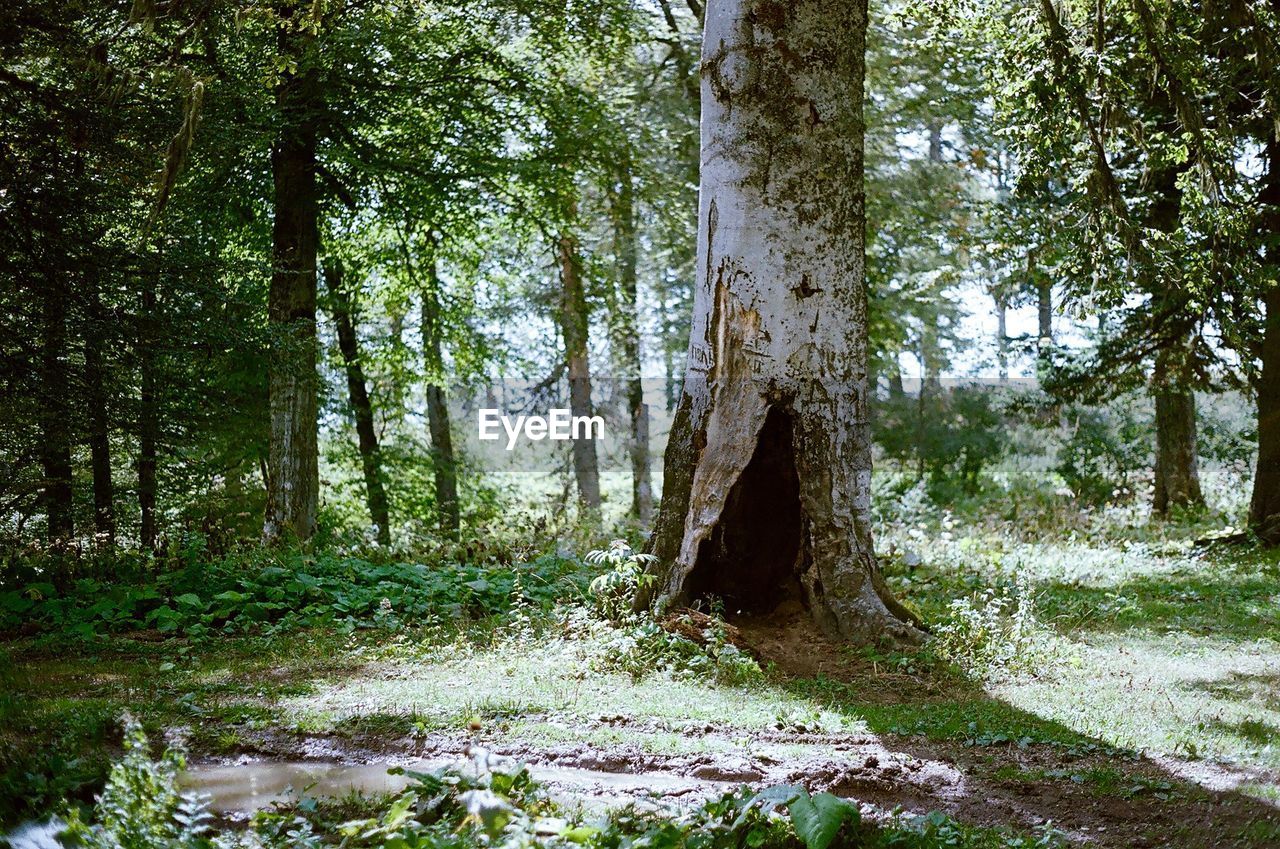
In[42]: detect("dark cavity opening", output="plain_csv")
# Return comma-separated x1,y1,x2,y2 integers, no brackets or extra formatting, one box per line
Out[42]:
689,406,805,614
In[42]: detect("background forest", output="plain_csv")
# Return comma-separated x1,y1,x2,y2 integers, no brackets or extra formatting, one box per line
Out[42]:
2,1,1279,848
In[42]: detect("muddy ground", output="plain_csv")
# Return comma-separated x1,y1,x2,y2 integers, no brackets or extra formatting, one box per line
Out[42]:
190,609,1280,849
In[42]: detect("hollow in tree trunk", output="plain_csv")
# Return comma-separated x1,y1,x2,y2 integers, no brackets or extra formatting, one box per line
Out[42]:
556,227,601,513
641,0,920,644
423,252,460,539
323,258,391,545
264,12,321,544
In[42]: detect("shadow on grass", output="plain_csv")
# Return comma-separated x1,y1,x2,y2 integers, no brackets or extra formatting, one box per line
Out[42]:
1032,566,1280,639
769,658,1280,848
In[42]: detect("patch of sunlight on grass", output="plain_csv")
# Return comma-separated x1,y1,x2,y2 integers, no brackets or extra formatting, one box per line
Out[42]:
275,637,845,737
991,632,1280,769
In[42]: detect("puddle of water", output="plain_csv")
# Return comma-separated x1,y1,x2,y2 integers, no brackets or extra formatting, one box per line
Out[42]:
182,759,721,815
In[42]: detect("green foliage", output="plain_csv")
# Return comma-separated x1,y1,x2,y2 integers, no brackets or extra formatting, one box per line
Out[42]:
584,611,764,687
1053,398,1151,506
61,716,211,849
585,540,656,621
1,551,587,640
930,571,1067,678
875,387,1009,500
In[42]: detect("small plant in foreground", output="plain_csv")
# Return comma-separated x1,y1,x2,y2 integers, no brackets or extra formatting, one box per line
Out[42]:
586,540,657,622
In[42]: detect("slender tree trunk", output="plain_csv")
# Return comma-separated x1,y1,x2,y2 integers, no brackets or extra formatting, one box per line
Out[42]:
995,294,1009,383
323,259,391,545
39,273,73,546
887,370,904,398
264,10,321,544
422,253,460,539
1249,136,1280,540
1037,278,1052,343
138,280,158,552
85,286,115,548
556,228,602,513
1152,343,1203,514
642,0,919,644
610,149,653,524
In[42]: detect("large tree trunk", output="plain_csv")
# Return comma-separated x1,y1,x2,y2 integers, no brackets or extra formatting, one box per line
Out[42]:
642,0,919,644
39,272,74,546
422,253,460,539
1249,136,1280,540
138,280,158,552
1152,343,1204,514
85,286,115,548
263,11,321,544
556,228,602,513
609,149,653,524
1146,164,1202,515
323,259,391,545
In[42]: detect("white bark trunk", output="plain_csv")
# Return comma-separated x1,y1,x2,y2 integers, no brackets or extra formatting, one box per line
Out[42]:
646,0,919,643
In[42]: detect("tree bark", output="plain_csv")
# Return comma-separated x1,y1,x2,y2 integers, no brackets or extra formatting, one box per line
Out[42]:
995,294,1009,383
1249,136,1280,540
85,285,115,548
138,280,158,552
642,0,919,644
609,149,653,524
323,259,391,545
1146,164,1201,514
264,9,321,544
422,253,460,539
39,271,73,546
1037,277,1052,343
1152,342,1204,514
556,228,602,513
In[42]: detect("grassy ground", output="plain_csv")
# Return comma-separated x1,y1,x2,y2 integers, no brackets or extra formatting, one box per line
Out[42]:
3,487,1280,846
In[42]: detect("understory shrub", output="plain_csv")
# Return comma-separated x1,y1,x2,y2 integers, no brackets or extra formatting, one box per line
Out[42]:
929,571,1067,678
0,551,589,640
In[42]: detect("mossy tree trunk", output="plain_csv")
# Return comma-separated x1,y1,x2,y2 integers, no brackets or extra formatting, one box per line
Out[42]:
642,0,920,644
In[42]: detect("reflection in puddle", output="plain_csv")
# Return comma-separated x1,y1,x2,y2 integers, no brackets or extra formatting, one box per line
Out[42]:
182,759,720,815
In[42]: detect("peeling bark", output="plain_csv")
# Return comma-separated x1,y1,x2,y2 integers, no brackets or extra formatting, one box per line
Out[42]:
644,0,920,644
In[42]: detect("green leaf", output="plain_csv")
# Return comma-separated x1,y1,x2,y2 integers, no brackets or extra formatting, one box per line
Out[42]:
174,593,203,608
788,790,860,849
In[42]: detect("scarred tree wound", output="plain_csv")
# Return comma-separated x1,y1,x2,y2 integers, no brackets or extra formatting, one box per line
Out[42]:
641,0,922,645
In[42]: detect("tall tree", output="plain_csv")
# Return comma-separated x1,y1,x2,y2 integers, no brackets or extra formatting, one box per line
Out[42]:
422,251,460,540
644,0,920,643
263,1,322,544
608,147,653,524
322,257,391,545
556,222,602,513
